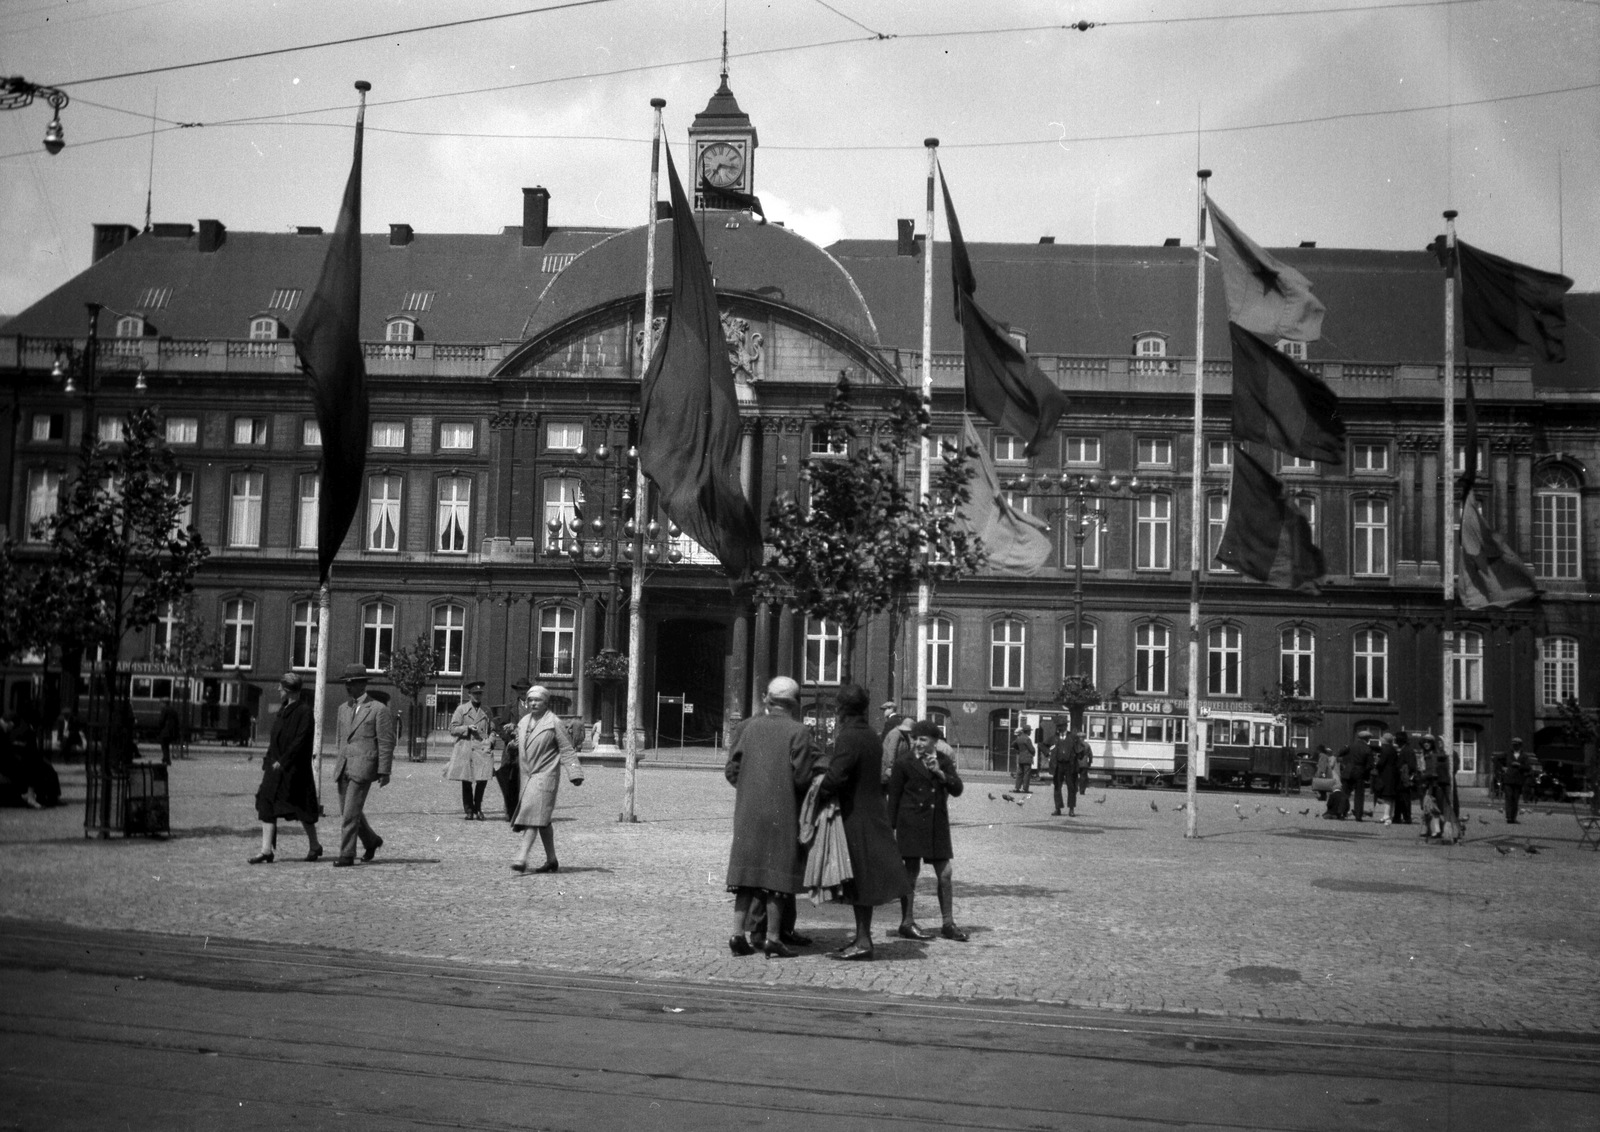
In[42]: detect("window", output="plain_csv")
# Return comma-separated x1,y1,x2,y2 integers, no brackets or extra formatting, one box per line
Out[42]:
992,433,1025,463
1063,514,1101,569
267,287,302,311
1353,629,1388,701
1135,623,1169,694
401,291,436,313
150,602,180,660
538,606,575,677
25,468,61,541
222,598,255,669
1291,494,1318,541
302,420,322,447
1136,437,1172,467
1539,636,1578,706
171,470,194,532
1454,726,1479,776
925,617,953,690
371,421,406,449
1453,441,1488,475
1533,467,1581,580
1452,630,1484,702
1352,497,1389,576
439,423,475,450
361,601,396,671
805,617,844,685
233,417,267,446
1280,627,1315,696
1132,334,1171,374
165,416,198,445
135,287,171,310
297,474,320,550
1063,436,1100,465
1207,494,1232,572
1276,339,1307,361
1135,494,1171,570
542,476,584,551
291,600,319,671
1281,455,1316,473
810,427,847,457
249,317,282,340
228,471,263,548
368,475,402,551
436,476,471,553
384,318,416,342
1062,624,1097,685
1207,625,1242,696
1352,442,1389,473
115,314,145,338
433,604,466,676
1206,440,1232,469
990,618,1026,691
97,416,124,444
30,413,65,441
545,421,584,452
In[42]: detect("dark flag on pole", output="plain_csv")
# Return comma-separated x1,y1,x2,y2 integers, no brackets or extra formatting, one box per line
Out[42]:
1458,495,1537,610
699,174,766,223
638,145,762,580
958,414,1052,576
292,85,371,585
1215,446,1326,593
1209,199,1326,342
1228,322,1345,464
938,165,1068,457
1454,239,1573,362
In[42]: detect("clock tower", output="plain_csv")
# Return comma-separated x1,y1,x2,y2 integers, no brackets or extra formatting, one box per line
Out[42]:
688,65,758,211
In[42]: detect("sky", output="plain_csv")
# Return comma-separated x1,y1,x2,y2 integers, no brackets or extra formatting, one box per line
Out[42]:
2,0,1597,320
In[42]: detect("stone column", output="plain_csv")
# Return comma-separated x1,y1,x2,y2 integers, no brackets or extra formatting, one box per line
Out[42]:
751,600,772,706
725,604,750,741
579,593,598,723
776,603,797,679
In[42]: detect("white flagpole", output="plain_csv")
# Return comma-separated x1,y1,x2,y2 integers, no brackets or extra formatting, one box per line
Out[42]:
915,138,938,724
1442,209,1459,820
622,98,664,824
313,579,330,807
1186,170,1211,839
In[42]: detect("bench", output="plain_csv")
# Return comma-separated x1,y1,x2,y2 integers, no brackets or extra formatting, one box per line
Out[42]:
1570,792,1599,851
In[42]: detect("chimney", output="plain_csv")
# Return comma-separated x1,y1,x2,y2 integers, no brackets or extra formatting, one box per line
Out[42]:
522,187,550,247
1162,237,1181,247
296,226,323,236
389,223,413,246
897,219,916,256
198,219,226,253
1038,236,1055,245
91,223,138,264
1299,241,1317,248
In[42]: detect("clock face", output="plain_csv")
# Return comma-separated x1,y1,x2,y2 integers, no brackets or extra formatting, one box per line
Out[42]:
699,142,744,190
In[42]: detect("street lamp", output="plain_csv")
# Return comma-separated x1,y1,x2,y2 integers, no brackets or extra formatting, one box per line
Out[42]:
2,76,70,154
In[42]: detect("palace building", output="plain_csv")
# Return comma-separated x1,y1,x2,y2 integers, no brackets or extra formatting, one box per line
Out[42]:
4,76,1597,782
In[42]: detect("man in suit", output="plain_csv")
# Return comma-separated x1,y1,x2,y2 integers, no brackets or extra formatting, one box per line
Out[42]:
1502,737,1531,824
332,663,395,867
1051,719,1089,816
1341,731,1376,822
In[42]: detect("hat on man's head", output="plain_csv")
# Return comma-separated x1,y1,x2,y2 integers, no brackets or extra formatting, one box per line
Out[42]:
1356,730,1372,740
909,720,941,740
465,680,485,692
1510,736,1524,747
510,677,533,693
341,663,370,683
765,676,801,705
279,671,303,691
880,700,897,712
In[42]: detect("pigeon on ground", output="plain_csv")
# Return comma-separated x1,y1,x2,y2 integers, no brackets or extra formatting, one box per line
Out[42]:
1173,803,1187,812
1232,802,1243,816
1094,794,1107,805
1299,808,1311,816
1277,807,1290,815
1524,844,1541,855
1014,794,1030,804
1001,793,1015,802
1477,816,1490,825
1149,800,1160,812
1493,843,1513,856
1254,803,1262,814
1238,811,1248,821
989,793,997,800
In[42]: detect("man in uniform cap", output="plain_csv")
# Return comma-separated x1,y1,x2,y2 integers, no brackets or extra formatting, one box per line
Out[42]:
331,663,395,866
445,680,493,820
1502,737,1531,824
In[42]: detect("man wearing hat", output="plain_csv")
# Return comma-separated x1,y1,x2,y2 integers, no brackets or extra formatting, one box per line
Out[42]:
1501,737,1532,824
445,680,493,820
332,663,396,867
1340,730,1376,822
879,700,911,786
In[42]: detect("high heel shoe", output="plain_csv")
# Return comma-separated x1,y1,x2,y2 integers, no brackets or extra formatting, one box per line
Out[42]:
304,846,323,862
247,851,275,864
533,860,559,873
728,935,755,956
762,939,797,959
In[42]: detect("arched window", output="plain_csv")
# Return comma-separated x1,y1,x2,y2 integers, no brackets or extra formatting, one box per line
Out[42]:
1132,332,1171,375
1280,627,1315,697
361,601,395,671
990,618,1026,691
538,606,575,677
1207,624,1242,696
115,314,146,338
925,616,953,690
222,598,256,670
1451,630,1484,703
1135,623,1169,695
433,604,466,676
249,316,282,340
1062,623,1097,685
805,617,844,686
1533,466,1581,579
1539,636,1579,706
1353,628,1388,701
385,317,417,342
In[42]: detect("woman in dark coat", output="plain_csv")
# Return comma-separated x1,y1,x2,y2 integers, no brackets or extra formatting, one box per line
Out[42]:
1372,731,1402,825
250,672,323,863
819,683,912,961
887,720,969,941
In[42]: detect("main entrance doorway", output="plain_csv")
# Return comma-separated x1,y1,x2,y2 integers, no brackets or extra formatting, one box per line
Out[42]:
653,618,726,747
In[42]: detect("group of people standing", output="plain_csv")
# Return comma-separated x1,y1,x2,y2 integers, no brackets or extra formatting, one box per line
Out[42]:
1314,729,1462,841
1010,723,1093,816
724,680,970,962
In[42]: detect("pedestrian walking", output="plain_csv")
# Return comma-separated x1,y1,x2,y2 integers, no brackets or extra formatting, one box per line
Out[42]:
250,673,324,863
1011,725,1037,794
1502,738,1531,824
818,683,912,961
156,698,181,765
1051,721,1090,816
509,685,584,874
724,676,824,958
887,720,969,942
332,663,395,868
444,680,493,820
1342,731,1375,821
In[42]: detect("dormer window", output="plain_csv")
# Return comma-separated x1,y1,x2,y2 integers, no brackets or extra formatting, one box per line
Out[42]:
1008,327,1028,353
1276,339,1307,361
385,318,418,343
115,314,146,338
249,316,285,340
1132,333,1171,375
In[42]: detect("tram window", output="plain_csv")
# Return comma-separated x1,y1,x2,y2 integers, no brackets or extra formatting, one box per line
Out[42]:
1109,716,1125,740
1127,717,1146,741
1164,718,1187,743
1087,716,1107,740
132,676,153,699
1229,720,1251,745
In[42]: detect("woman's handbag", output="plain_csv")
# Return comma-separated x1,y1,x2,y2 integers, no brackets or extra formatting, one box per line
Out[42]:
1311,775,1339,793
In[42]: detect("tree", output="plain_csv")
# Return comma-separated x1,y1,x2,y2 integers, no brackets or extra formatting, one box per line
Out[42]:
1260,679,1326,732
150,592,222,753
387,633,439,762
1557,696,1599,792
757,375,984,684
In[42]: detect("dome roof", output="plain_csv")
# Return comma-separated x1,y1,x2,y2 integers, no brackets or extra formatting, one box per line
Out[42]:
522,217,880,347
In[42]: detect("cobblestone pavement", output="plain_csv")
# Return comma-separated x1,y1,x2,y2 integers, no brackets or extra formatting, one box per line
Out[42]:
4,752,1597,1035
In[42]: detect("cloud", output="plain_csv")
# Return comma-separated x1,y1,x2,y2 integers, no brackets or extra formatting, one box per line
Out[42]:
760,191,844,248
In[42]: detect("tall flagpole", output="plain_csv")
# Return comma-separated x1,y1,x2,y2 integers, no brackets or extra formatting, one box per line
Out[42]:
1185,170,1211,839
915,138,938,724
1441,209,1459,825
621,97,665,824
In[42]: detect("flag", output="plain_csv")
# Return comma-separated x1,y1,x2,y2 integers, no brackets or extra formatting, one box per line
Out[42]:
1229,322,1345,463
699,174,766,223
957,415,1051,576
1215,446,1326,592
1456,239,1573,362
638,145,762,580
292,101,370,585
1458,495,1537,610
939,167,1068,457
1208,199,1325,342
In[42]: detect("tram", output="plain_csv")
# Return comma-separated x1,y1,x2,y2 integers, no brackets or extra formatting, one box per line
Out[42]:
1073,704,1309,791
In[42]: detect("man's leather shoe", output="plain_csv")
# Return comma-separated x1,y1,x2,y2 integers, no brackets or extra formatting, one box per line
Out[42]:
762,939,798,959
247,851,274,865
332,858,357,868
533,860,559,873
778,930,812,947
828,944,874,962
940,924,970,942
897,923,934,941
510,862,529,873
362,837,383,862
728,935,755,956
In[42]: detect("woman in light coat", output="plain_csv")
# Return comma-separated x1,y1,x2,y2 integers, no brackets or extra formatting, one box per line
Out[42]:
510,685,584,873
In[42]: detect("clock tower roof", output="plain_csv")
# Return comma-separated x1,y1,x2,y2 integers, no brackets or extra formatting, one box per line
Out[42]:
690,77,757,146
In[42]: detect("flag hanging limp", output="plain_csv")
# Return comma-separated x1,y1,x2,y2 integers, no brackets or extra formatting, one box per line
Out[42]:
958,415,1052,576
1457,496,1537,610
1228,322,1345,464
1208,200,1326,343
1454,239,1573,363
939,166,1068,457
638,144,762,580
292,99,371,585
1215,446,1326,593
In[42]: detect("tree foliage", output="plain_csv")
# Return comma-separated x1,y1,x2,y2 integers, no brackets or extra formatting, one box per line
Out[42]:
756,375,985,679
1260,679,1325,730
387,633,439,761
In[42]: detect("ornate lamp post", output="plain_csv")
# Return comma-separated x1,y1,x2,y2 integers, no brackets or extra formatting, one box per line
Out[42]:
2,75,70,154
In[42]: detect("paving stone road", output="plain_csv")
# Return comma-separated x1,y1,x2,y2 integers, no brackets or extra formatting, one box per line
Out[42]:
3,751,1596,1036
